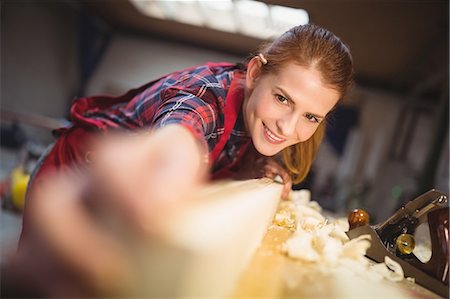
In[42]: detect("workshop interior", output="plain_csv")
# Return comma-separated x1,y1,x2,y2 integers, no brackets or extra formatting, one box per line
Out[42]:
1,0,449,298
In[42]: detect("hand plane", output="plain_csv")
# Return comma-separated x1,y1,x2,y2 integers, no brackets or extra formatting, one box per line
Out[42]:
347,189,449,298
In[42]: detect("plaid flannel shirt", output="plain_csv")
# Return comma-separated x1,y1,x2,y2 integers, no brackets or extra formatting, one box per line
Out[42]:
81,63,250,174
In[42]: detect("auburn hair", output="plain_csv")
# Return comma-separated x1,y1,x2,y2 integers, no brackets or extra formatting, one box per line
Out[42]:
254,24,354,184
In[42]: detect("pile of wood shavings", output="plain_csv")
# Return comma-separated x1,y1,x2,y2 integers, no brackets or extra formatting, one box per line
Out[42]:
272,190,412,298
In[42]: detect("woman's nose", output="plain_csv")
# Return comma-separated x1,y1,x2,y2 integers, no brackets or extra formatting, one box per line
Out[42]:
276,113,299,137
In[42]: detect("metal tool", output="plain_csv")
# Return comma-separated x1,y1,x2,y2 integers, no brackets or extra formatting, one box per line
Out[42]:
347,189,449,298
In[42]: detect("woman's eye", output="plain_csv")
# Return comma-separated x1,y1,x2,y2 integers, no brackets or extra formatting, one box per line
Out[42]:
276,94,289,105
305,113,319,123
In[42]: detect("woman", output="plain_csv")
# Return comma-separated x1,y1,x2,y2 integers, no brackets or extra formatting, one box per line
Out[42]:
13,23,353,296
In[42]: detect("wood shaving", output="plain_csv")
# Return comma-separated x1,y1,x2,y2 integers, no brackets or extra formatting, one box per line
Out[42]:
384,256,405,281
275,189,409,294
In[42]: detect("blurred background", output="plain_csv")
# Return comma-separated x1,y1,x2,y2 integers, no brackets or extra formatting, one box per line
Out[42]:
1,0,449,254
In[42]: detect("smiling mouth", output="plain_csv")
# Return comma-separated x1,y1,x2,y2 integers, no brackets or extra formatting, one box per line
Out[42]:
263,124,286,144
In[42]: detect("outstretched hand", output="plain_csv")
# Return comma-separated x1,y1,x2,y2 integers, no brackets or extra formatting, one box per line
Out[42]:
89,125,207,234
12,125,208,297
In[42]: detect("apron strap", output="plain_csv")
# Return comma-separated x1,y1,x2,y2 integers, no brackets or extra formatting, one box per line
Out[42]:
209,72,251,179
209,72,244,163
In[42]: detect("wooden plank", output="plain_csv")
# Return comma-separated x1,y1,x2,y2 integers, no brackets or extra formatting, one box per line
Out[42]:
127,178,283,298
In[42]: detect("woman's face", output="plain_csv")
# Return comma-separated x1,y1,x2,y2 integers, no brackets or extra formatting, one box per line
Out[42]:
243,58,340,157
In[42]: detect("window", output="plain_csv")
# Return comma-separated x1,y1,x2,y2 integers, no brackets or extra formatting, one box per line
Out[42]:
130,0,309,40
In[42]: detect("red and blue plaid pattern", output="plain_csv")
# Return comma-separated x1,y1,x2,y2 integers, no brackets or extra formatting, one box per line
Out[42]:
80,62,250,172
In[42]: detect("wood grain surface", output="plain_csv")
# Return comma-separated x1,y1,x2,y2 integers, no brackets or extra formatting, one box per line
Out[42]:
231,221,443,299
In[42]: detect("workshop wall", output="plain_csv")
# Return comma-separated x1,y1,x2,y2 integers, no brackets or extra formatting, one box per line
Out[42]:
1,1,79,119
86,34,241,96
313,86,449,221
